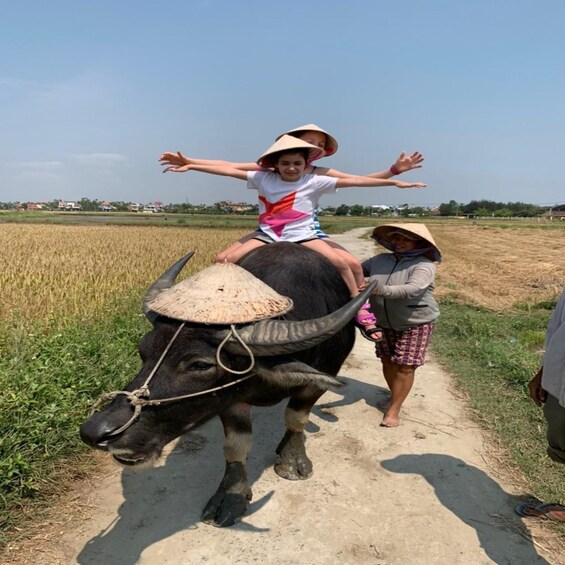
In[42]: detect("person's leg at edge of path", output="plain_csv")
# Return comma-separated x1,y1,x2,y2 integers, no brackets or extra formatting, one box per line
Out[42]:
515,394,565,522
544,394,565,464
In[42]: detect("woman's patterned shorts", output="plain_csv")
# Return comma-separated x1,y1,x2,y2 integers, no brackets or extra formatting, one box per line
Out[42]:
374,322,435,366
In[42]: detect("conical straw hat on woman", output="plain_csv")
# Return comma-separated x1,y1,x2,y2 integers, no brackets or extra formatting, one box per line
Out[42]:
276,123,339,157
371,223,442,263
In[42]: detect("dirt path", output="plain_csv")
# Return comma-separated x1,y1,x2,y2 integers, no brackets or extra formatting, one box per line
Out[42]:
14,228,563,564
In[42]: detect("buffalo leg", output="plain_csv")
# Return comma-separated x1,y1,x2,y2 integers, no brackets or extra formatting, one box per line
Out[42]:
275,388,325,480
202,402,253,527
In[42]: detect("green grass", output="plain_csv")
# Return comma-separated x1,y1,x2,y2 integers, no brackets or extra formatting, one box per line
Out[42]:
432,299,565,521
0,298,147,545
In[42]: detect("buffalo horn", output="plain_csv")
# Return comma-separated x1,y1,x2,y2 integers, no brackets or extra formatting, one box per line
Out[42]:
222,280,377,356
143,252,195,324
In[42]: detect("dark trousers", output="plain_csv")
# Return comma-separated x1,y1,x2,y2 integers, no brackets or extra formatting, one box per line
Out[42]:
544,393,565,464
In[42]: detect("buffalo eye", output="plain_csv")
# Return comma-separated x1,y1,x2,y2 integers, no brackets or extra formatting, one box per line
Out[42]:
178,358,216,373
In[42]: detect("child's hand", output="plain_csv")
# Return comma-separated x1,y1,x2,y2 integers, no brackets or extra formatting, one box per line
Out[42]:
161,164,192,173
159,151,190,173
394,151,424,173
395,181,427,189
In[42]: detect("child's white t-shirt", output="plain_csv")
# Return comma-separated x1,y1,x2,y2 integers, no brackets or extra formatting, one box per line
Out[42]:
247,171,338,242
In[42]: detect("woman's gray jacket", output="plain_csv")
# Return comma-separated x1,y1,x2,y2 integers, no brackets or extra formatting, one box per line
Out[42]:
362,253,439,331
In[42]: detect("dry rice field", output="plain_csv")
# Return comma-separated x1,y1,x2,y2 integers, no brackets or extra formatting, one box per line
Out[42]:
430,224,565,309
0,224,248,326
1,222,564,327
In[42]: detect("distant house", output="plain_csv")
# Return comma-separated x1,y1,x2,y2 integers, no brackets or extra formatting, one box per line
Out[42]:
98,200,115,212
128,203,142,212
217,200,254,214
142,202,164,213
58,201,82,211
371,204,391,216
545,204,565,220
232,203,254,214
27,203,45,211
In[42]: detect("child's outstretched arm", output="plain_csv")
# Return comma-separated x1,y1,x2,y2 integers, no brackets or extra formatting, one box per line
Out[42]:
335,175,426,189
159,151,258,174
324,151,424,180
179,162,249,180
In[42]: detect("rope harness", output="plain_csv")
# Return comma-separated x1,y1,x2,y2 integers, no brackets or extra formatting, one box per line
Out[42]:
90,323,256,436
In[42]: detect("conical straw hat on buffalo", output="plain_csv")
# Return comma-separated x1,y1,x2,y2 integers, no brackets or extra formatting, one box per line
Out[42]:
147,262,294,324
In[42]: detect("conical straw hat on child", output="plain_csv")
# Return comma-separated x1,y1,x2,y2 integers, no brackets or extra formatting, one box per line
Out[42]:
147,262,294,324
277,123,339,157
371,223,442,262
257,135,323,169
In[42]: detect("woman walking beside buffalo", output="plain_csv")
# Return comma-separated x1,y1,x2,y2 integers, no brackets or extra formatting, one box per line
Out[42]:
362,224,441,427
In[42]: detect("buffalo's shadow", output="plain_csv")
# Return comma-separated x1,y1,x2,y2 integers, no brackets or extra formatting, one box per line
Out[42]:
76,376,381,564
76,402,288,565
381,453,550,564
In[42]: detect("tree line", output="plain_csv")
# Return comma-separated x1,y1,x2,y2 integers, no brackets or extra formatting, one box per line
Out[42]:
437,199,546,218
0,198,552,218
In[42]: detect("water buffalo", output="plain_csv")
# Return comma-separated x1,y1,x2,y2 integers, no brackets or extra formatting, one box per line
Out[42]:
80,243,374,527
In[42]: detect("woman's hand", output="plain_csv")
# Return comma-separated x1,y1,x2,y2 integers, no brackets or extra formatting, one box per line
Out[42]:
358,280,382,295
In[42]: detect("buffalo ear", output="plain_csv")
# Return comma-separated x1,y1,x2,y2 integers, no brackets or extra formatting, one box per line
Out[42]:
256,357,343,389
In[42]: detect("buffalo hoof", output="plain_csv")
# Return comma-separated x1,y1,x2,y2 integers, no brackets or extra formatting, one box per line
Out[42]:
201,488,252,527
274,431,313,480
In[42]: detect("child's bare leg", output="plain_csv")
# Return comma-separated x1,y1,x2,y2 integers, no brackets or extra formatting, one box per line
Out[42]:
221,239,266,264
300,239,358,296
301,239,382,342
215,241,242,263
323,239,365,288
344,253,365,289
215,231,259,262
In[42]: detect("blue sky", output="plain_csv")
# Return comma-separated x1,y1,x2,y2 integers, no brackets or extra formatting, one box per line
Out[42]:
1,0,564,209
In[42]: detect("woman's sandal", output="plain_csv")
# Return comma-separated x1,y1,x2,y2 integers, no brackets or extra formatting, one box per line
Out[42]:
355,302,383,342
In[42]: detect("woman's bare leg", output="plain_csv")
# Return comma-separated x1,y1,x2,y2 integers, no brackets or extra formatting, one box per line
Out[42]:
381,363,416,427
379,356,394,391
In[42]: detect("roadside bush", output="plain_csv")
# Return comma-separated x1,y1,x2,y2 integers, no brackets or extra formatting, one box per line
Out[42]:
0,302,146,536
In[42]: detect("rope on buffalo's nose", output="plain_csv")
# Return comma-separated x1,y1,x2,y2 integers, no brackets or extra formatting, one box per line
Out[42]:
216,324,255,375
88,322,186,434
92,391,146,437
89,322,255,435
